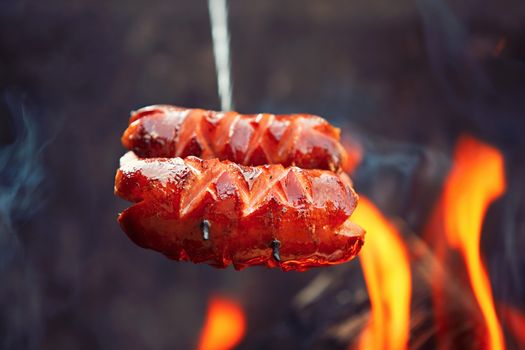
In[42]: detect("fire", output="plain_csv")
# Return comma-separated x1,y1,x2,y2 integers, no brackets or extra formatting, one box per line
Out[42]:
197,296,246,350
353,196,412,350
441,135,506,350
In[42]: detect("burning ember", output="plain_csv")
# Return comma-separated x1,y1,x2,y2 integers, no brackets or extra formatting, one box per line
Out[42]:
197,296,246,350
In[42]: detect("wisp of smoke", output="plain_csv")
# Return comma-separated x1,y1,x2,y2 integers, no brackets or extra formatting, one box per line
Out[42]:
0,94,45,270
0,94,46,349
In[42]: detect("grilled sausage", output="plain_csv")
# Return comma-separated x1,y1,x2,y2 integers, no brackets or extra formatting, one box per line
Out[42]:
115,152,364,271
122,105,354,172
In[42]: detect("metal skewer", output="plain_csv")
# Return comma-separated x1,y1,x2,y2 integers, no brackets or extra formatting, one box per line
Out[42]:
201,219,211,240
271,239,282,262
208,0,233,111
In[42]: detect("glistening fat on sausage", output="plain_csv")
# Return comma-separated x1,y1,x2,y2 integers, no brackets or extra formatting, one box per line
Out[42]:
122,105,355,172
115,152,364,271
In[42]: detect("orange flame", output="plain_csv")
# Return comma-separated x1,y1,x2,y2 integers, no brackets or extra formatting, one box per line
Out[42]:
197,296,246,350
441,135,506,350
353,196,412,350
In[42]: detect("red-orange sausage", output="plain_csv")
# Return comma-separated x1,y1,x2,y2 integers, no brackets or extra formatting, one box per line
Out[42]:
115,152,364,271
122,105,353,172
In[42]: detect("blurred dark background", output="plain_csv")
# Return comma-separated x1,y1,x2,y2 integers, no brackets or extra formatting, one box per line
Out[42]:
1,0,524,349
